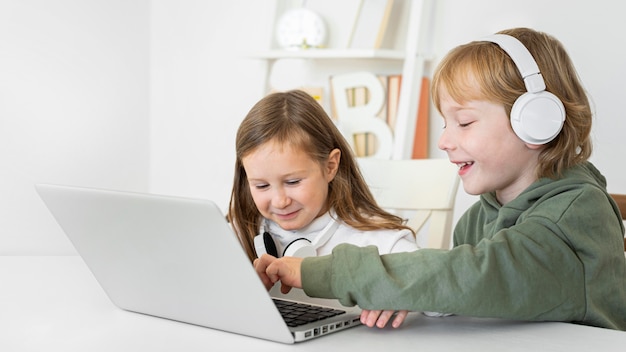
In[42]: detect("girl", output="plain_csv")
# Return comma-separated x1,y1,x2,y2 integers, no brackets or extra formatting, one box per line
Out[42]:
228,90,417,261
229,89,419,328
227,89,417,261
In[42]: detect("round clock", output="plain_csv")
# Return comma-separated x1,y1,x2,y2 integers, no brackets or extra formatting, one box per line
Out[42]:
275,8,327,50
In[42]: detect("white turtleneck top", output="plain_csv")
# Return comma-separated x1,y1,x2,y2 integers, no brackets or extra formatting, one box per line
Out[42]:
257,211,418,257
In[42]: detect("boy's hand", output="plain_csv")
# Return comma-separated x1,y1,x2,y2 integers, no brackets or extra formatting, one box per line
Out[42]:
253,254,277,290
254,254,303,293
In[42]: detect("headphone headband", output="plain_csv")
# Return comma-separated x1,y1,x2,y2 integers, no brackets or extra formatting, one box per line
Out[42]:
481,34,545,93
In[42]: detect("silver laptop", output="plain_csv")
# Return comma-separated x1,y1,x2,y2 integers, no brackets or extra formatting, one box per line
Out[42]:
35,183,362,344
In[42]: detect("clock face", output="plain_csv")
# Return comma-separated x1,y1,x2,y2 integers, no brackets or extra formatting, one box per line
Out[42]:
276,8,327,49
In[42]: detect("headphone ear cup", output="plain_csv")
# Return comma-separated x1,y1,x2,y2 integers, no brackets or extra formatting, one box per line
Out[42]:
253,232,279,257
510,91,565,145
283,238,316,258
262,232,278,257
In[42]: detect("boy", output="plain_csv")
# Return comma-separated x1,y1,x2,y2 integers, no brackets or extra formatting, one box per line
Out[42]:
254,28,626,331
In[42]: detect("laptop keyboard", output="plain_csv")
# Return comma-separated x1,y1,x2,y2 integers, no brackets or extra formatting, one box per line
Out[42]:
273,299,347,327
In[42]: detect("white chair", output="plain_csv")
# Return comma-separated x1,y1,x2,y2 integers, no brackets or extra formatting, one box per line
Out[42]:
357,158,460,249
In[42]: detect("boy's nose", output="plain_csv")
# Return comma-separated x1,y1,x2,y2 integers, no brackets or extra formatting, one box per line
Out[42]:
438,129,454,151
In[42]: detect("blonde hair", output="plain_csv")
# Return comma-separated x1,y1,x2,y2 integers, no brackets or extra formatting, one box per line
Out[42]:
432,27,592,178
228,90,414,262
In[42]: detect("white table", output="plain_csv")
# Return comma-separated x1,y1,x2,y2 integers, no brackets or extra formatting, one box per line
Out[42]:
1,256,624,351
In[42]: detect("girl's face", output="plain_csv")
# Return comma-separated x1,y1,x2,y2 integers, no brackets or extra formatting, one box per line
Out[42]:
242,140,340,231
437,85,542,205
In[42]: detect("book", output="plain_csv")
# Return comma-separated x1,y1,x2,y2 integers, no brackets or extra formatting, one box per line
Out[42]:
349,0,395,49
352,86,369,157
385,74,402,132
411,77,430,159
376,74,388,122
300,86,324,106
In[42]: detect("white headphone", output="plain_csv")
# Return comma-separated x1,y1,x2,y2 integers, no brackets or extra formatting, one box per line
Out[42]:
254,217,340,258
482,34,565,144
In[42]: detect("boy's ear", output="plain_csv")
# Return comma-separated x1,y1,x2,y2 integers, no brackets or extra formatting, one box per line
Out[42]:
525,142,545,150
325,148,341,181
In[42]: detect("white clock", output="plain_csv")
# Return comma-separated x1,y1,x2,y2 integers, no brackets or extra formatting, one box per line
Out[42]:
275,8,327,50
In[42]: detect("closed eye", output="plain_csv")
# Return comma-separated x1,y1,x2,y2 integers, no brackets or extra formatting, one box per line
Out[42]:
286,179,301,186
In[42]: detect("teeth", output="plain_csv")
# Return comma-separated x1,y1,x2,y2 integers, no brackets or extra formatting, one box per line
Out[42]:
457,161,473,169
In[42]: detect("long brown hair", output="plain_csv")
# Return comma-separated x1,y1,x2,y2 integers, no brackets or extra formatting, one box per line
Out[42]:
228,90,413,262
432,27,592,178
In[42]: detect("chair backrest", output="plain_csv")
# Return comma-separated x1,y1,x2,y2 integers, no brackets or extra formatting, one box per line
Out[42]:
608,193,626,251
357,158,460,249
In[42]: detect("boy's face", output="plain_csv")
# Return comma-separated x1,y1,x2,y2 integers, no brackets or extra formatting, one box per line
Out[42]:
437,86,542,205
242,140,339,231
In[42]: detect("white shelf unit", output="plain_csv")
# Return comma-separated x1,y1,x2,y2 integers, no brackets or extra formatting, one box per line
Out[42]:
252,0,434,160
252,49,408,60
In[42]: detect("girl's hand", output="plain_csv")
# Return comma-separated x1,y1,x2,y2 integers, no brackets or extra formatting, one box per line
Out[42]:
360,309,409,328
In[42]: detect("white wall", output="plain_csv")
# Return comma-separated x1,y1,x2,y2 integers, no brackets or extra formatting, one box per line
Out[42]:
2,0,625,255
0,0,150,255
148,0,270,206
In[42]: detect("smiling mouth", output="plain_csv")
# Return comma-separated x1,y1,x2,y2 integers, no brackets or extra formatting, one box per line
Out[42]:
456,161,474,171
275,210,299,219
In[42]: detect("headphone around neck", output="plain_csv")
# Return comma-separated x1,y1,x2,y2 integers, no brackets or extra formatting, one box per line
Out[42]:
482,34,565,144
254,217,340,258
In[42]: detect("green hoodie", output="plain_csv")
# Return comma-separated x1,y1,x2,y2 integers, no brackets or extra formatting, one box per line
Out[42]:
302,162,626,330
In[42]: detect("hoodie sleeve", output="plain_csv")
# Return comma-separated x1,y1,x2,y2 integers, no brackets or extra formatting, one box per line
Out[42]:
301,186,625,328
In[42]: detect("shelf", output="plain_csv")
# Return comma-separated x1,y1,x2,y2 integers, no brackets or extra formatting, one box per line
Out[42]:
250,49,408,60
255,0,434,159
